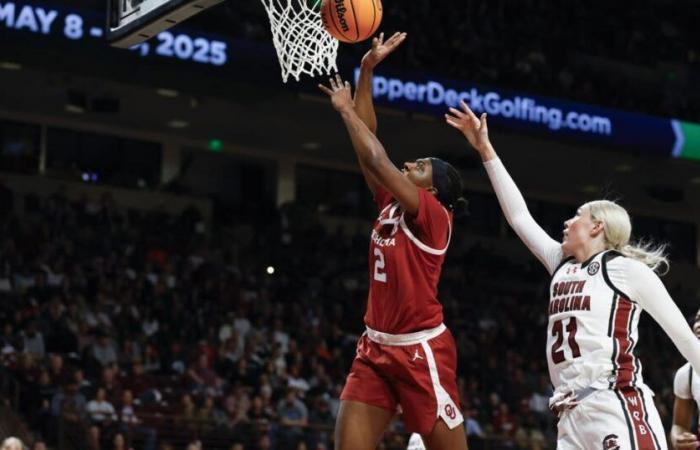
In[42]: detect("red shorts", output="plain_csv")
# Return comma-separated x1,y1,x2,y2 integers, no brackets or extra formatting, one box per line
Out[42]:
340,324,463,435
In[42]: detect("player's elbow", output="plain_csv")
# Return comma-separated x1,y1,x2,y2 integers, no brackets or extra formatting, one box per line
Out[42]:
360,144,387,170
507,215,530,234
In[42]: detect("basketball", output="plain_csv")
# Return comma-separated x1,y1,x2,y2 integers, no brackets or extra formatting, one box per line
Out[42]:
320,0,383,44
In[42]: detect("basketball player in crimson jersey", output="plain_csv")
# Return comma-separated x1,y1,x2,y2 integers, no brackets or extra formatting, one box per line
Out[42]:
318,33,469,450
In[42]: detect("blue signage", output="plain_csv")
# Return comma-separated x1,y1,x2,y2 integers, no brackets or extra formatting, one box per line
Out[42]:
2,0,699,160
0,1,229,66
353,69,700,160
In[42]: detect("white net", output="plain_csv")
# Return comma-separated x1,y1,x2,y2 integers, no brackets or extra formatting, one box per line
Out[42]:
259,0,339,83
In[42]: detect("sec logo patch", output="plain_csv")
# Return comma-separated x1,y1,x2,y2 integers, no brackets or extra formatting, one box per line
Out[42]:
588,261,600,276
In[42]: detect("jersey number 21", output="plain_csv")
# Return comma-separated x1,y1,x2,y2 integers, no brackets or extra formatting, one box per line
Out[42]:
551,317,581,363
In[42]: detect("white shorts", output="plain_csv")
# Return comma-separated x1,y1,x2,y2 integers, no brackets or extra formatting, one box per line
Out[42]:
557,388,667,450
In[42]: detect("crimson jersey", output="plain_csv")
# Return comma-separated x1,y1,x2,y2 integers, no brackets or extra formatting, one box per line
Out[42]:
364,186,452,334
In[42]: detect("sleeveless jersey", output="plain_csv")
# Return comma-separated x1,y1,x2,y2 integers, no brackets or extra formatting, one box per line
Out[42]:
364,187,452,334
674,362,700,428
547,250,646,392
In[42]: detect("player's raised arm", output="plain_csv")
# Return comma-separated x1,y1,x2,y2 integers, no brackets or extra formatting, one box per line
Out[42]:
354,31,407,134
319,74,420,215
352,32,406,195
445,101,563,273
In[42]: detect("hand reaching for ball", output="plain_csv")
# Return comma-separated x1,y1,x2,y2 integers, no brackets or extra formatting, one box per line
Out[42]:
361,31,407,70
318,74,355,113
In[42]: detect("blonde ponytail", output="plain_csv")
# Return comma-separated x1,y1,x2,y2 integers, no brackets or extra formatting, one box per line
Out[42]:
585,200,670,275
619,241,669,275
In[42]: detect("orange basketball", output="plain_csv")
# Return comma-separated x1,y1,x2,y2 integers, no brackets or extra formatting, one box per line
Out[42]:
320,0,383,44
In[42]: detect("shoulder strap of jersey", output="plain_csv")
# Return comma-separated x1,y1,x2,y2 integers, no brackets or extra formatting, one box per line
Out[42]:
551,256,575,278
601,250,635,302
690,363,693,395
398,207,452,255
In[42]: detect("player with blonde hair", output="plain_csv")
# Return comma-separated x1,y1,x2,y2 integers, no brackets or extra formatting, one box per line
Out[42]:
445,101,700,450
1,437,24,450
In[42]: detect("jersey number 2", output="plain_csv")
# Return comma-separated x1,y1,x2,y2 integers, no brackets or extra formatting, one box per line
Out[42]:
551,318,581,364
373,248,387,282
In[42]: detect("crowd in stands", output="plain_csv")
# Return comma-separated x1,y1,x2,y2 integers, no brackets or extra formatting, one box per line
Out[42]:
0,180,697,449
212,0,700,122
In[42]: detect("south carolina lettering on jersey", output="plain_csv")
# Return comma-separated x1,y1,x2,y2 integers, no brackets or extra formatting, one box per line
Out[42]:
548,280,590,316
371,229,396,247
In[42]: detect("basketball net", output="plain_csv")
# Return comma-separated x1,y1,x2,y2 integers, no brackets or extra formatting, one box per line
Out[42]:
259,0,339,83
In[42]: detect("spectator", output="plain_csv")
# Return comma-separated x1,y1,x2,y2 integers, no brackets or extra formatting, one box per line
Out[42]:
186,440,202,450
122,362,157,401
47,354,68,385
286,364,309,394
112,433,133,450
187,354,223,397
492,403,517,443
86,386,118,448
51,380,88,448
73,369,92,397
21,321,44,357
98,366,123,405
277,389,308,447
256,434,271,450
30,441,47,450
307,397,333,449
271,319,289,354
528,375,553,430
196,395,218,434
219,333,244,376
142,343,161,373
92,333,118,368
175,394,197,434
118,389,157,450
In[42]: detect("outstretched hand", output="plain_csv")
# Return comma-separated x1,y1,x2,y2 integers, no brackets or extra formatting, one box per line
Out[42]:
361,31,407,70
673,432,699,450
445,100,491,153
318,74,355,112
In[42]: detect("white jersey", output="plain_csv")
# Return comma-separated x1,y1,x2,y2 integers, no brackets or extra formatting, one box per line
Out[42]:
548,251,644,392
483,157,700,399
674,362,700,427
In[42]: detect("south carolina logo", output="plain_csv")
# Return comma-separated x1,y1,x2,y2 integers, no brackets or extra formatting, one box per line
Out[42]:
588,261,600,276
444,404,456,420
603,434,620,450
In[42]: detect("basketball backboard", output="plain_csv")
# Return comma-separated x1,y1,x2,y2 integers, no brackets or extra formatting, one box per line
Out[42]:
107,0,225,48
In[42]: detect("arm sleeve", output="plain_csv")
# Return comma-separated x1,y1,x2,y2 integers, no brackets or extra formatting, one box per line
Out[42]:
623,260,700,378
483,158,563,274
674,364,693,399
